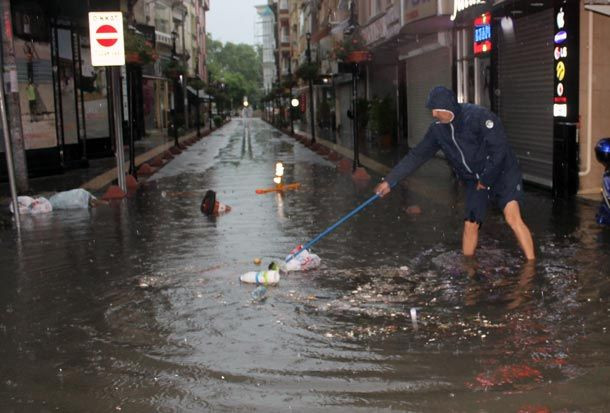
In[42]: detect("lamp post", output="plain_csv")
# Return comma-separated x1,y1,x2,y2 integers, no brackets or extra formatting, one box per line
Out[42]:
171,30,179,147
196,77,201,138
290,97,299,135
305,32,315,144
181,8,189,130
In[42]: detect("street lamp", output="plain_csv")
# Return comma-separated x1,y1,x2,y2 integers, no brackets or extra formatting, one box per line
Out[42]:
290,97,299,135
305,32,315,144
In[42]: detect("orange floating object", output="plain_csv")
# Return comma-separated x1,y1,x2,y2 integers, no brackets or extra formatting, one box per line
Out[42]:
255,182,301,194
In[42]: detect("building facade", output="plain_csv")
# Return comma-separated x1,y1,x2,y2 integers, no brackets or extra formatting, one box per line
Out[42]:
0,0,209,181
274,0,610,198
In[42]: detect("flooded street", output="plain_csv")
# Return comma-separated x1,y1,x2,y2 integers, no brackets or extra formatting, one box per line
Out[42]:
1,119,609,412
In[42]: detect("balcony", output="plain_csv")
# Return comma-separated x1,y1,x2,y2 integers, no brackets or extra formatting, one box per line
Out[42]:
155,30,173,47
279,0,289,14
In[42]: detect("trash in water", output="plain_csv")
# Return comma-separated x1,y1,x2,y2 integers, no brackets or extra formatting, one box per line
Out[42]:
200,189,231,216
253,258,262,265
251,286,268,301
283,245,321,272
49,188,98,209
9,196,52,215
240,261,280,285
410,307,419,331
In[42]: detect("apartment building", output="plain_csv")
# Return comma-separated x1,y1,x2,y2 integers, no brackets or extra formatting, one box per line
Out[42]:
273,0,609,197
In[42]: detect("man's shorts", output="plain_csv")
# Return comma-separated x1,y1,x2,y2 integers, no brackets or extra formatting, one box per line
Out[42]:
464,178,523,224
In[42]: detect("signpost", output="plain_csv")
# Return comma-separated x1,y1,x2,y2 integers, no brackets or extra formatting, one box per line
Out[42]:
88,12,127,193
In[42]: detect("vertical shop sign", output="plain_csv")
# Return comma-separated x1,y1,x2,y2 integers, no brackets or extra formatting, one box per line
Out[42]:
473,12,492,55
552,0,580,196
552,3,577,120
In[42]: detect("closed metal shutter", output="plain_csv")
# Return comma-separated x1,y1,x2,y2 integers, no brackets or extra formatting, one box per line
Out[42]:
405,47,451,147
497,9,554,188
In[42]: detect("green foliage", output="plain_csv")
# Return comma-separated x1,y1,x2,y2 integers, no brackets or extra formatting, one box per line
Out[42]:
213,115,223,128
163,60,187,79
206,34,263,108
332,32,367,61
370,95,396,136
296,62,319,81
188,77,206,90
124,29,157,65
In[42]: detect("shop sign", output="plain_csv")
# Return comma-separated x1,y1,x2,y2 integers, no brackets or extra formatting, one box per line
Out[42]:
385,4,401,38
473,12,492,55
88,12,125,66
404,0,437,25
363,4,401,46
552,5,575,119
451,0,486,21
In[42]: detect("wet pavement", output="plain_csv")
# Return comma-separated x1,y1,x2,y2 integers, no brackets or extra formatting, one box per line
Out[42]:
1,118,609,412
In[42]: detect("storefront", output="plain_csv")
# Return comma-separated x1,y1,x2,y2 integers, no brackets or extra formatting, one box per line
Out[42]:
399,0,453,147
452,0,580,193
3,0,117,177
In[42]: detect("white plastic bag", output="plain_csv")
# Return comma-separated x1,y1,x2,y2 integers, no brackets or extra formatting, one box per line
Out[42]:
49,189,95,209
283,245,321,272
9,196,53,215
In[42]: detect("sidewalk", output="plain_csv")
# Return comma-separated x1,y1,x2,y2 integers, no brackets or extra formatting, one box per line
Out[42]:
0,125,213,204
290,123,603,204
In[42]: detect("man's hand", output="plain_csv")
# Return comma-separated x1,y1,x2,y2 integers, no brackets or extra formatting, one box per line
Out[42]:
375,181,391,198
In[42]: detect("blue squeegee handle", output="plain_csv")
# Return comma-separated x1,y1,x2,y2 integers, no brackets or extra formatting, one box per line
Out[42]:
286,181,396,263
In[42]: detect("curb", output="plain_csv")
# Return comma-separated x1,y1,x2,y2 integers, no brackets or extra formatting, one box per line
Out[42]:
262,120,390,176
81,122,228,192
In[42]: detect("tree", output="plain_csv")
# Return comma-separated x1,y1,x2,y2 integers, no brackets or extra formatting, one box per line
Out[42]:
206,34,263,109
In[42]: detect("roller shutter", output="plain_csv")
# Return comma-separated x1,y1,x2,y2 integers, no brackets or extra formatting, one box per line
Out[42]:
496,9,554,187
405,47,451,147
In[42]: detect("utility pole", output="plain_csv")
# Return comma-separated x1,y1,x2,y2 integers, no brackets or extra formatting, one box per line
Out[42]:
1,0,29,192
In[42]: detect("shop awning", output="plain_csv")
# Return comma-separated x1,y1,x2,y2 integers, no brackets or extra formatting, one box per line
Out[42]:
187,86,211,100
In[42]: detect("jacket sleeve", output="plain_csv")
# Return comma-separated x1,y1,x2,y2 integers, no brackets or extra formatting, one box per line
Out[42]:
478,113,508,187
384,126,440,186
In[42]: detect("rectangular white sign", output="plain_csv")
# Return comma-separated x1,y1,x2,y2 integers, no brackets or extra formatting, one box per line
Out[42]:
88,12,125,67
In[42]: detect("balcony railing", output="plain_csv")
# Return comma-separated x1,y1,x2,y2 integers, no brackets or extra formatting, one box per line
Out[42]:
155,30,173,47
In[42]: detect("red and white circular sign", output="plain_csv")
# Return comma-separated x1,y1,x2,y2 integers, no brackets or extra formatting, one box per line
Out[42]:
95,24,119,47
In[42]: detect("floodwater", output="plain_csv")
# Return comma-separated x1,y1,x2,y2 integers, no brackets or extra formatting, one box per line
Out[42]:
1,119,608,412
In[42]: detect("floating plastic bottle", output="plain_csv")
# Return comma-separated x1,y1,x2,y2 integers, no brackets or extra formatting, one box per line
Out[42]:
240,270,280,285
239,262,280,285
251,286,268,301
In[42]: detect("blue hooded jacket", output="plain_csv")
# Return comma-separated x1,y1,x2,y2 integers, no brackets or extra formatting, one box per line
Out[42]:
384,86,521,189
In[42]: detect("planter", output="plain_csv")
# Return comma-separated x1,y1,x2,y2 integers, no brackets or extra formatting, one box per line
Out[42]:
126,52,141,64
345,51,371,64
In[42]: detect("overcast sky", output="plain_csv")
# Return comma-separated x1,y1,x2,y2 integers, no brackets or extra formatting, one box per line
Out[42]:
207,0,261,45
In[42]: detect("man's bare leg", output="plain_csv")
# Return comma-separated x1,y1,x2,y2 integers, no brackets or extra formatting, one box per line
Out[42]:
462,220,480,257
503,200,535,260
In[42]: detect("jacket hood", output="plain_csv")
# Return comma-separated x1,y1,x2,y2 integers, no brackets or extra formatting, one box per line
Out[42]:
426,86,461,118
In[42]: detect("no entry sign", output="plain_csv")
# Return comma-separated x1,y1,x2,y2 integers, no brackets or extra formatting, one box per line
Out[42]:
88,12,125,66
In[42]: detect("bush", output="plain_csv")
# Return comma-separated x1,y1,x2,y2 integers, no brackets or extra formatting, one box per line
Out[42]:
370,95,396,136
213,115,223,128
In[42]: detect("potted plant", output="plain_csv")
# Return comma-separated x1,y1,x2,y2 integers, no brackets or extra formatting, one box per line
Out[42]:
370,95,397,147
332,32,370,63
124,29,157,65
163,60,187,79
296,62,319,82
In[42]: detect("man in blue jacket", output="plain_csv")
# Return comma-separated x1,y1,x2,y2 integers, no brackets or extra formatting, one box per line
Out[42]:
374,86,535,260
